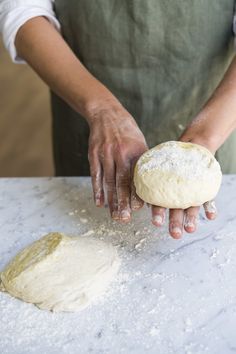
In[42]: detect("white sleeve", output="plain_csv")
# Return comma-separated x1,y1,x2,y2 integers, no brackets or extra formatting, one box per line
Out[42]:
0,0,61,64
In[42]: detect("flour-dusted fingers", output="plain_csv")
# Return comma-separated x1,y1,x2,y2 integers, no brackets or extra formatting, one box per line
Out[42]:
184,206,200,233
88,146,104,207
204,200,217,220
116,160,131,223
103,152,119,220
109,187,119,220
151,205,166,227
169,209,184,239
87,101,148,222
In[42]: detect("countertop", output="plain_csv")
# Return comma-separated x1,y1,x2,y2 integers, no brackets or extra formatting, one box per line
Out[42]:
0,176,236,354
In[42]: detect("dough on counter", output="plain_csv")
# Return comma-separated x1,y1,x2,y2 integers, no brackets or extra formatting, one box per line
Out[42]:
0,233,120,312
134,141,222,209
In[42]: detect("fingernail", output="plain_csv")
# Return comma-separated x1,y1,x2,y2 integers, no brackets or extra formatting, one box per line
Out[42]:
170,226,182,238
120,210,131,220
95,198,101,206
112,210,120,220
204,200,217,214
185,222,195,228
184,216,196,229
131,197,142,210
131,203,142,211
152,215,163,226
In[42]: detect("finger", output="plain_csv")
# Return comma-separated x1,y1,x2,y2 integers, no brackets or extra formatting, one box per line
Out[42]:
184,206,200,233
130,161,144,211
151,205,166,227
116,163,131,223
169,209,184,239
103,154,119,220
130,183,144,210
88,148,104,207
204,200,217,220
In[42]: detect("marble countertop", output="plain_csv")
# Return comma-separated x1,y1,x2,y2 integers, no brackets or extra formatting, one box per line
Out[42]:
0,176,236,354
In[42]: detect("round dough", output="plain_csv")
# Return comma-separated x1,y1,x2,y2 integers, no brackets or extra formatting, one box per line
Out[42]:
134,141,222,209
0,233,120,312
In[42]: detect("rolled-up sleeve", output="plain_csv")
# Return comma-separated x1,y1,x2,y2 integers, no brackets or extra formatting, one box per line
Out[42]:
0,0,60,63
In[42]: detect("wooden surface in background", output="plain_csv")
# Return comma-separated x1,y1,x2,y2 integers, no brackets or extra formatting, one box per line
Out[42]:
0,38,54,177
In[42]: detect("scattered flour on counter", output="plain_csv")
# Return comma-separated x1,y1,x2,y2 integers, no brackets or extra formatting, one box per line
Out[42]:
210,248,220,260
1,177,236,354
79,218,88,224
80,229,95,237
184,317,193,333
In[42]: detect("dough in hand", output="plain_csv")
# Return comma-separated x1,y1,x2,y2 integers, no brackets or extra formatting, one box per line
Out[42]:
0,233,120,312
134,141,222,209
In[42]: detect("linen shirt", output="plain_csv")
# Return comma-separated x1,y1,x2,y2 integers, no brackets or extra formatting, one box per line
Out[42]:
0,0,236,64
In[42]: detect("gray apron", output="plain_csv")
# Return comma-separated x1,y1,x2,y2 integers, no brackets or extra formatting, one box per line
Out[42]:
52,0,236,175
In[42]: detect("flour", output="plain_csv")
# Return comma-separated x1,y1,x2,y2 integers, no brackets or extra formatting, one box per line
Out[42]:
137,141,215,180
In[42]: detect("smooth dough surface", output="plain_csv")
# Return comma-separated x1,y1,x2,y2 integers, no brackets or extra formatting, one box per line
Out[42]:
0,233,120,312
134,141,222,209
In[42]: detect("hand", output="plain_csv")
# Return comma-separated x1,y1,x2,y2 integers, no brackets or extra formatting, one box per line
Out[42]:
151,200,217,239
88,102,148,222
151,136,218,239
150,55,236,238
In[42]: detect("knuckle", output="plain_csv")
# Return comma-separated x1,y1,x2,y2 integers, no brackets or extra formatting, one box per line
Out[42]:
117,176,130,188
115,143,129,160
103,142,113,154
90,166,101,183
105,177,116,190
90,170,100,181
88,145,98,161
117,169,131,187
116,142,126,153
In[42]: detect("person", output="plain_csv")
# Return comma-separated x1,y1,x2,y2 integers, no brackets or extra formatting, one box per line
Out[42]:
1,1,236,239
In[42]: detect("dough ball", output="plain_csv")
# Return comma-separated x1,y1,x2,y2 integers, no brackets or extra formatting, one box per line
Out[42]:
0,233,120,312
134,141,222,209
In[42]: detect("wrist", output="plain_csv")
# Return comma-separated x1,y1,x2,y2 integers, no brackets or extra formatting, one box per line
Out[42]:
179,127,222,154
84,97,120,122
179,134,218,154
179,105,233,154
83,95,136,128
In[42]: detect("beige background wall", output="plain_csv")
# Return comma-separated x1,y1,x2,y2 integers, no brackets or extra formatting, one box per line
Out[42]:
0,38,54,177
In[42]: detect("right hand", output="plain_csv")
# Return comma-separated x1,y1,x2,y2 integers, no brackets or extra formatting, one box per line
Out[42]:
87,102,148,222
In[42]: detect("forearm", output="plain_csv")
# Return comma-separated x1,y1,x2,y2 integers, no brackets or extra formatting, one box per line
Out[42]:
181,55,236,153
15,16,121,124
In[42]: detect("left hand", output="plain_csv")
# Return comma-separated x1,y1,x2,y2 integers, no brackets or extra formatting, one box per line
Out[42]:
151,135,218,239
150,55,236,238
